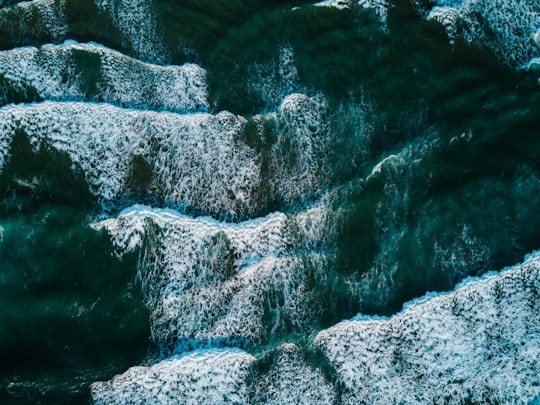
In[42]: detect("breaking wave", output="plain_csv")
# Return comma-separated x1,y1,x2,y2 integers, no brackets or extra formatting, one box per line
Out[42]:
0,41,208,112
315,252,540,403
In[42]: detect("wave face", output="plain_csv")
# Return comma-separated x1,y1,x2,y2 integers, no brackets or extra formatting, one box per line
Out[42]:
1,0,540,404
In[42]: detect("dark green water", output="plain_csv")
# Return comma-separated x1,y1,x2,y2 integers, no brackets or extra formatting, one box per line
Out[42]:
0,133,149,403
0,0,539,403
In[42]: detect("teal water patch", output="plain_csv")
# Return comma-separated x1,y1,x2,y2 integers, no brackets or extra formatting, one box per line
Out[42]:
0,133,149,404
336,95,540,316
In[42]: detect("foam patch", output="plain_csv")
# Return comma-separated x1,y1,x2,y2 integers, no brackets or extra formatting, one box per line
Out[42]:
261,93,332,206
427,0,540,66
251,343,337,404
248,45,302,108
0,93,336,214
0,0,67,41
314,0,351,10
314,0,389,25
0,102,258,215
93,204,331,353
94,0,167,62
315,252,540,404
426,6,463,42
91,349,255,405
0,41,208,112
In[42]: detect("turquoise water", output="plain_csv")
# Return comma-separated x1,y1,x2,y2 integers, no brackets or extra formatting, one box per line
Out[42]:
0,0,539,403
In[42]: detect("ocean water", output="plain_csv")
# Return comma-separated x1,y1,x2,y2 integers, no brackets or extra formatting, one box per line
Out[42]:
0,0,539,403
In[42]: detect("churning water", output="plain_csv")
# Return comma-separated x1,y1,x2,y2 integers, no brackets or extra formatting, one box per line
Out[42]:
1,0,540,403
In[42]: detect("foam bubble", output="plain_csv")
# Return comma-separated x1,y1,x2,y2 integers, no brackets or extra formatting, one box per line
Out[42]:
315,252,540,404
153,256,317,352
0,41,208,112
251,343,337,404
91,349,255,405
357,0,389,24
93,203,332,353
94,0,167,62
0,102,258,215
93,205,290,291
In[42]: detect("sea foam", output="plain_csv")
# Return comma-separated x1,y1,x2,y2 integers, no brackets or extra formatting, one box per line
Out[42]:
250,343,337,405
0,0,67,42
92,203,333,354
0,42,208,112
248,45,302,109
0,92,334,215
258,93,332,206
94,0,166,62
427,0,540,66
314,0,389,25
315,252,540,404
91,349,255,405
0,102,257,215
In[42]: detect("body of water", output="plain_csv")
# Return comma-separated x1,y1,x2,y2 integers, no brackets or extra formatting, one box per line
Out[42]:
0,0,539,403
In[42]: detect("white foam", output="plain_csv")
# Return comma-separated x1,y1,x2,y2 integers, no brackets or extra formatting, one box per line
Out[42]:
263,93,331,205
366,153,403,181
314,0,389,24
251,343,337,405
93,205,290,279
0,0,67,41
357,0,389,24
427,6,463,42
525,56,540,73
94,0,167,62
93,203,332,353
0,92,338,213
314,0,351,10
91,349,255,405
0,41,208,112
0,102,258,215
315,252,540,404
427,0,540,66
153,256,316,351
